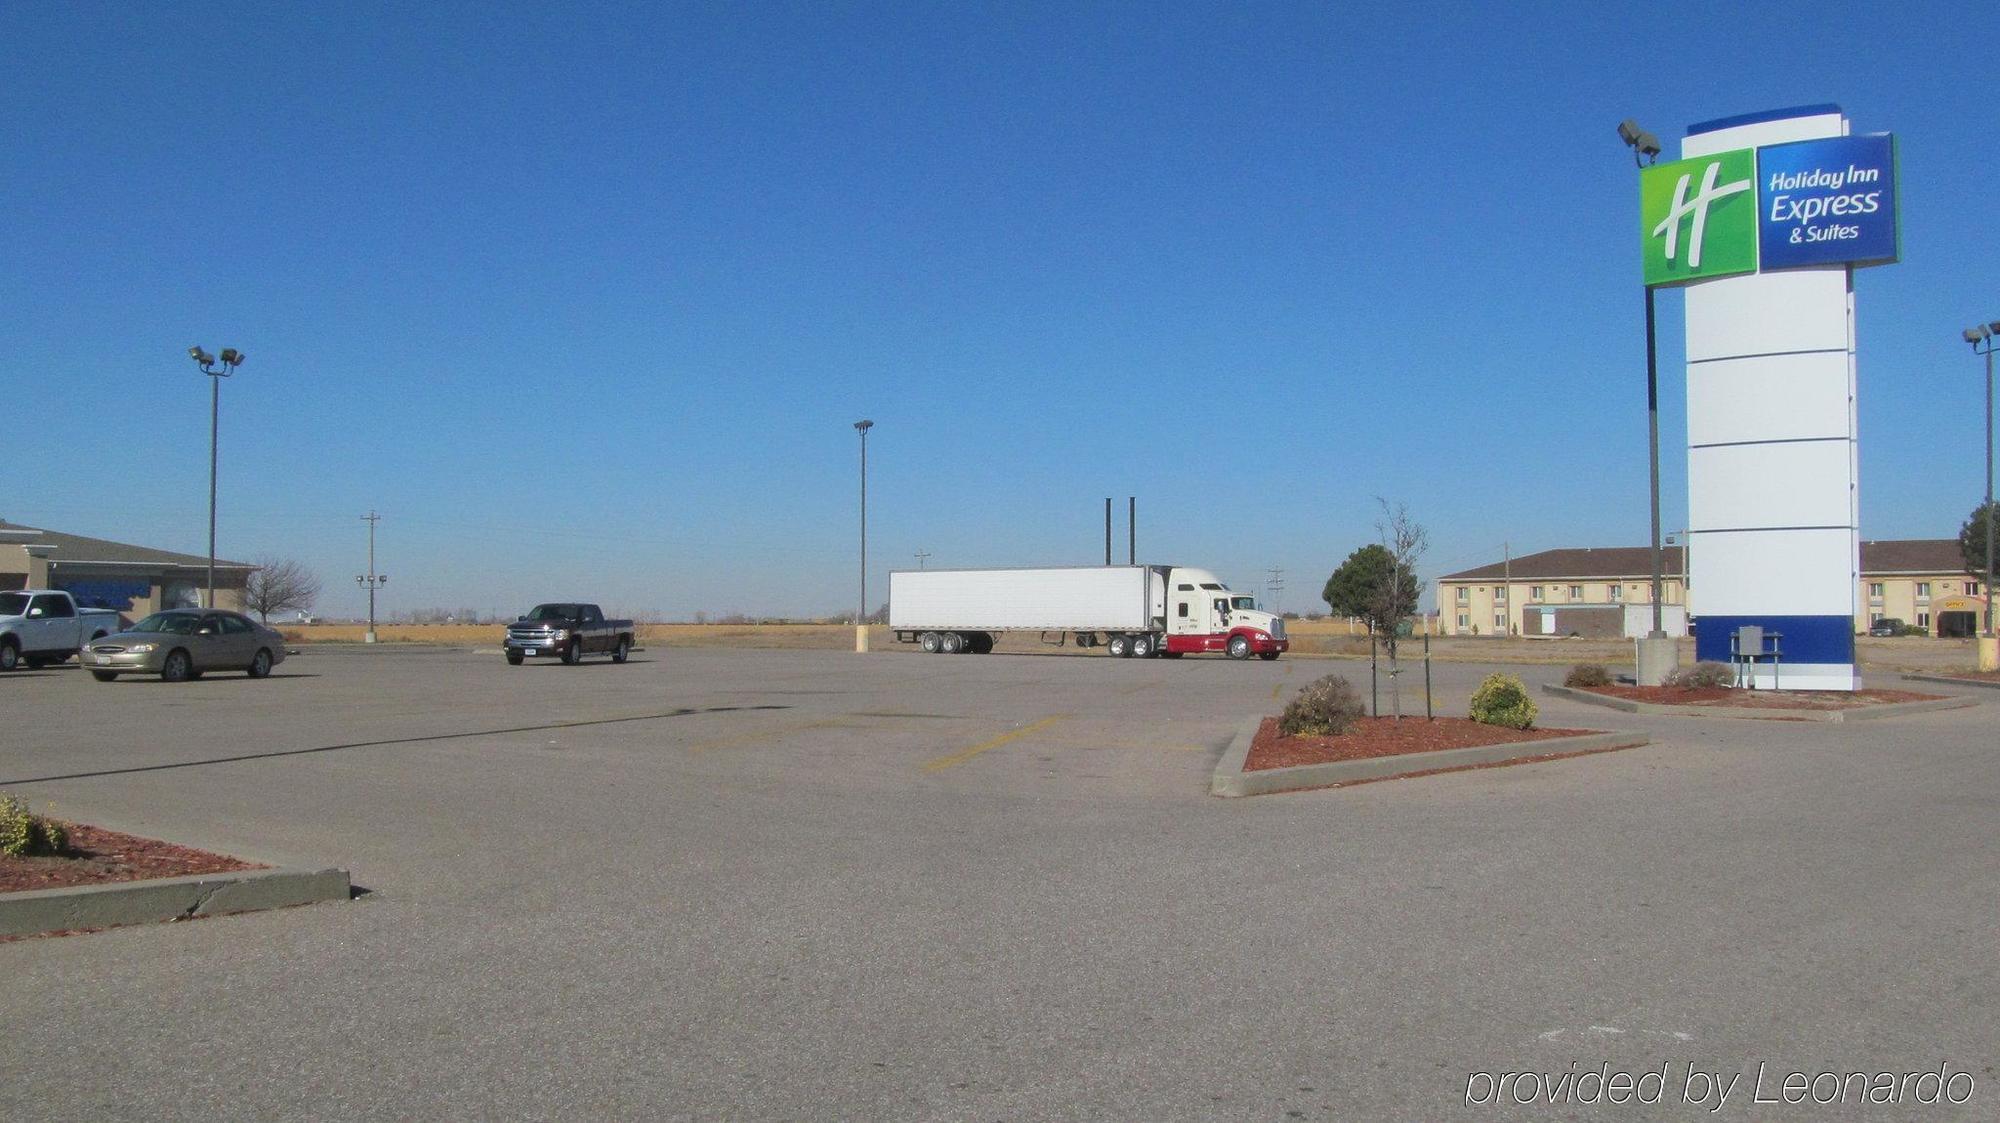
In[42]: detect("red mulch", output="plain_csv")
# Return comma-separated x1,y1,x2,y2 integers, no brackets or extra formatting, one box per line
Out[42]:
0,824,261,894
1246,716,1595,772
1582,685,1943,710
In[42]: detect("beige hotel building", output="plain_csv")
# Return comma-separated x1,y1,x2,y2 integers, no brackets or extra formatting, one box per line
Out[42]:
1437,539,1986,639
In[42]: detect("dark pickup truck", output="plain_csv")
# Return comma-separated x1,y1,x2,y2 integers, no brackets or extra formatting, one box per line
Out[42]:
503,603,636,666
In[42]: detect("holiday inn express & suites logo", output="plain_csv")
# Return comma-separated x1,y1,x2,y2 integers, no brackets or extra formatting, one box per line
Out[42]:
1641,149,1757,286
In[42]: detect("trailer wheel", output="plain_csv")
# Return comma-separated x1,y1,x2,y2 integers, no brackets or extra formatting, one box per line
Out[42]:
1106,634,1130,657
919,631,941,653
969,632,994,654
1129,634,1154,658
940,631,965,654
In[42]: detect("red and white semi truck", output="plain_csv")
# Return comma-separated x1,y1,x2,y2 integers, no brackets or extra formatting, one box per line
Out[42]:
888,565,1288,659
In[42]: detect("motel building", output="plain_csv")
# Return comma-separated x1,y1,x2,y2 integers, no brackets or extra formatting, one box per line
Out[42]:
1437,540,1985,639
1,518,254,615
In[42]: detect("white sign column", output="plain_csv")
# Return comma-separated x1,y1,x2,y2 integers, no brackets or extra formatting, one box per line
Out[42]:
1682,108,1860,690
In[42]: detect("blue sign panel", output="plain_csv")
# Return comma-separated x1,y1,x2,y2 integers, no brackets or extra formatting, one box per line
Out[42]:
1756,134,1898,270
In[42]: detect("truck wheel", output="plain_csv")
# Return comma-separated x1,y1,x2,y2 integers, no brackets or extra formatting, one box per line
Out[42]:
612,637,630,663
919,631,941,653
161,649,192,682
0,641,17,672
1226,635,1252,660
970,632,994,654
940,631,965,654
1106,634,1130,658
506,652,525,666
91,670,120,682
561,641,581,665
1129,634,1154,658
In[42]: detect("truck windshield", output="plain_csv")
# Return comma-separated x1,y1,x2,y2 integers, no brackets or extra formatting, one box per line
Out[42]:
1231,596,1257,611
526,605,578,621
0,593,27,616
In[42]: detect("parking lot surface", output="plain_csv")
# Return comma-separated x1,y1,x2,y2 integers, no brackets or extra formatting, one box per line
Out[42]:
4,645,1996,1119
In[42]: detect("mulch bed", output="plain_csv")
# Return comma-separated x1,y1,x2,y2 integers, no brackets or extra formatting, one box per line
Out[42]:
1580,685,1943,710
1246,716,1594,772
0,824,261,894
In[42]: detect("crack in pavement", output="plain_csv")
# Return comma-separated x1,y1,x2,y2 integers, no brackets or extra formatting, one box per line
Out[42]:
0,705,793,786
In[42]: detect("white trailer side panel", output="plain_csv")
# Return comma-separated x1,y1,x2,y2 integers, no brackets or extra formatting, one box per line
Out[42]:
889,567,1156,632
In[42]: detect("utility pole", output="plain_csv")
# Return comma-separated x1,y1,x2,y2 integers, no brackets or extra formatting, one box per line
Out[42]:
1266,566,1285,615
1503,541,1512,635
1128,496,1136,565
854,420,873,650
356,511,387,644
913,549,932,570
1104,498,1112,565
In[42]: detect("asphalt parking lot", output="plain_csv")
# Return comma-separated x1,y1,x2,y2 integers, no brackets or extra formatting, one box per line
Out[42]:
4,645,1996,1120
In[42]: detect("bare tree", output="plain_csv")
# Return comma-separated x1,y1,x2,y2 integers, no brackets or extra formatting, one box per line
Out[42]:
243,556,323,623
1371,499,1429,719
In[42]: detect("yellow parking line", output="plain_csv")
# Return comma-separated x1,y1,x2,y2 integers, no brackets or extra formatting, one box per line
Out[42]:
922,715,1067,773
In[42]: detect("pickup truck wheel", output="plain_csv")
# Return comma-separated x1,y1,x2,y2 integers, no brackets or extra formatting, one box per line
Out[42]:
506,652,524,666
0,641,17,672
612,637,630,663
90,670,119,682
161,649,192,682
1106,634,1130,658
561,640,581,665
248,649,273,678
919,631,941,653
1226,635,1252,660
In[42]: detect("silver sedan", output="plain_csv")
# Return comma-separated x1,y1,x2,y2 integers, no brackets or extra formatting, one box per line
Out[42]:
83,609,289,682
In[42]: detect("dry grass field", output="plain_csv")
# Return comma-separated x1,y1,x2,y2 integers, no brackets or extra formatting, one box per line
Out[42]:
279,621,1978,672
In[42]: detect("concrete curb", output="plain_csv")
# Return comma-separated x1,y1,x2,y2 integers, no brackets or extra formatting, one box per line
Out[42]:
0,866,351,939
1902,672,2000,691
1542,683,1978,722
1210,716,1647,798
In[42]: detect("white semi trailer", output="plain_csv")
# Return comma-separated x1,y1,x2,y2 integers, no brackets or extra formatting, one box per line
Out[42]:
888,565,1289,659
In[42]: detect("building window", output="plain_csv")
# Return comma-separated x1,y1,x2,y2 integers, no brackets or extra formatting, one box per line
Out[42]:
1569,585,1583,599
1870,612,1882,625
1917,582,1931,598
1868,582,1884,598
1456,587,1468,603
1609,585,1623,601
1530,586,1543,600
1968,582,1981,595
1495,587,1506,601
1456,613,1469,628
1493,613,1506,629
1917,612,1930,629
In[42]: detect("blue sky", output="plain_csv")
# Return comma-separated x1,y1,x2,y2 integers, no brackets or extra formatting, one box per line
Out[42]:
3,2,1991,620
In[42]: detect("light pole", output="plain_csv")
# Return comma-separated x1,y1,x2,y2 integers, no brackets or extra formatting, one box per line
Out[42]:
1619,119,1675,685
854,420,873,652
188,346,245,609
1966,322,2000,670
357,510,387,643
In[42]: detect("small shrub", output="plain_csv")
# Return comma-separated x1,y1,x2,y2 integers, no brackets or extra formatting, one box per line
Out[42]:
1279,674,1365,737
0,794,69,857
1564,663,1612,688
1903,624,1928,638
1469,672,1537,729
1663,661,1735,690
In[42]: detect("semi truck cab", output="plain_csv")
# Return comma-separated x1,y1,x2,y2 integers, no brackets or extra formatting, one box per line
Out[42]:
1161,568,1288,660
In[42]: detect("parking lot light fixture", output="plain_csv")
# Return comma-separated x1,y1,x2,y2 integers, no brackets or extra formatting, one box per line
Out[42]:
1967,325,1998,669
854,420,873,653
1618,120,1672,683
358,510,386,643
189,345,245,608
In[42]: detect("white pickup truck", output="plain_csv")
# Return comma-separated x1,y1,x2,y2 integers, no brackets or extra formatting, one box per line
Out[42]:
0,590,124,671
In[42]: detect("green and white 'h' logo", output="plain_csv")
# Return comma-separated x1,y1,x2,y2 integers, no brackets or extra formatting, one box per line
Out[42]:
1641,149,1757,286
